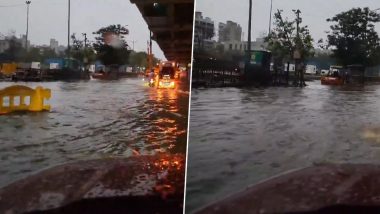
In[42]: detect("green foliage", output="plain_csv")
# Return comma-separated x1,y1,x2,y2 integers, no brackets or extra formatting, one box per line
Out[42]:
3,37,24,61
24,47,58,62
326,7,380,66
0,37,60,63
92,24,130,65
128,51,159,67
265,10,314,64
70,33,96,64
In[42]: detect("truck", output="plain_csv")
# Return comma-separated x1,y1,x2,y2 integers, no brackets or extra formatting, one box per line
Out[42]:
45,59,65,70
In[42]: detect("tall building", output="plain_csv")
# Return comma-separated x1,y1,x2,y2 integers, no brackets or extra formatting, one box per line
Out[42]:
218,20,242,42
194,11,215,50
50,39,59,53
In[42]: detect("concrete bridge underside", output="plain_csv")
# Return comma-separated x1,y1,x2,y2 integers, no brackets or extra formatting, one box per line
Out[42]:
130,0,194,64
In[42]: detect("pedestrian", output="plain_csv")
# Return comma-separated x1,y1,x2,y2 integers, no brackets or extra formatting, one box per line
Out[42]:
345,70,350,83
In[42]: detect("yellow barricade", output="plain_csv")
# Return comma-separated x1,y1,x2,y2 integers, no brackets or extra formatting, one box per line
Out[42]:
0,85,51,115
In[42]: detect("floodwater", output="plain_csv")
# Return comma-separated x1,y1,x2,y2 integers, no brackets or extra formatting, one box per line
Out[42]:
0,78,189,187
186,81,380,212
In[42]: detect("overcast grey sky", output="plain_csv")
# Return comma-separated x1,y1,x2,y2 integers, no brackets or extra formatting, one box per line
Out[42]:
0,0,165,59
196,0,380,45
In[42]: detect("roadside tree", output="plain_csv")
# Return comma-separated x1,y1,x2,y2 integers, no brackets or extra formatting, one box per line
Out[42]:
92,24,130,66
266,9,314,86
326,7,380,67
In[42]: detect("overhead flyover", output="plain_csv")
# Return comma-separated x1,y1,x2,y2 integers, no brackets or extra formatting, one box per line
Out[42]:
130,0,194,64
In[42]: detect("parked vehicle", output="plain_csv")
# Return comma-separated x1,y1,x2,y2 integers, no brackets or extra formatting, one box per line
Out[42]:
305,65,317,75
321,66,345,86
12,69,43,82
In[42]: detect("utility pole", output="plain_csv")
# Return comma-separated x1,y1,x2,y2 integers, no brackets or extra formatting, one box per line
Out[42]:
25,1,31,50
293,9,303,86
268,0,273,36
248,0,252,53
150,31,152,58
67,0,71,67
147,31,153,72
295,9,300,47
82,33,88,69
244,0,253,82
128,40,136,51
82,33,87,48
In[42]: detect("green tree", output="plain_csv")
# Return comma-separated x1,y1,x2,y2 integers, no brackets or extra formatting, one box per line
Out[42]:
3,36,25,61
40,47,58,60
265,9,314,86
326,7,380,66
23,47,41,61
128,51,159,68
70,33,96,64
92,24,130,66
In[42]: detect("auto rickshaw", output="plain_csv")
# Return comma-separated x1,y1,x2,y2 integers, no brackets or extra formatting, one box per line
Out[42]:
321,66,345,85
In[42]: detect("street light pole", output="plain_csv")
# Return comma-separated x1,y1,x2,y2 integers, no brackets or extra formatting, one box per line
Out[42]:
25,1,31,50
131,40,136,51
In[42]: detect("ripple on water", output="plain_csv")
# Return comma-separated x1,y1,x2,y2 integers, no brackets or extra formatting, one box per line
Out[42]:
187,81,380,212
0,79,188,188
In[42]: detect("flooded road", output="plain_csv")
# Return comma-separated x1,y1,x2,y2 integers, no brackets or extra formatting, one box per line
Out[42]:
186,81,380,212
0,78,189,188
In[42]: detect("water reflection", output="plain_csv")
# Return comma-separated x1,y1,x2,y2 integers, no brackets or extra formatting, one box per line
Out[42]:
187,81,380,212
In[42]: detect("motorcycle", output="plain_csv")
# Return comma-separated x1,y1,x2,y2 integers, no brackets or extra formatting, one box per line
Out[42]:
149,78,155,87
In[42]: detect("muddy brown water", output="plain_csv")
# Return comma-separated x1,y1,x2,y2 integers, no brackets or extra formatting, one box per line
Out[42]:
186,81,380,212
0,78,189,188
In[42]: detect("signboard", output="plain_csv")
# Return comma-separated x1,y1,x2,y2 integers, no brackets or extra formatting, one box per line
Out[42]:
50,63,60,70
249,51,264,65
31,62,41,69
